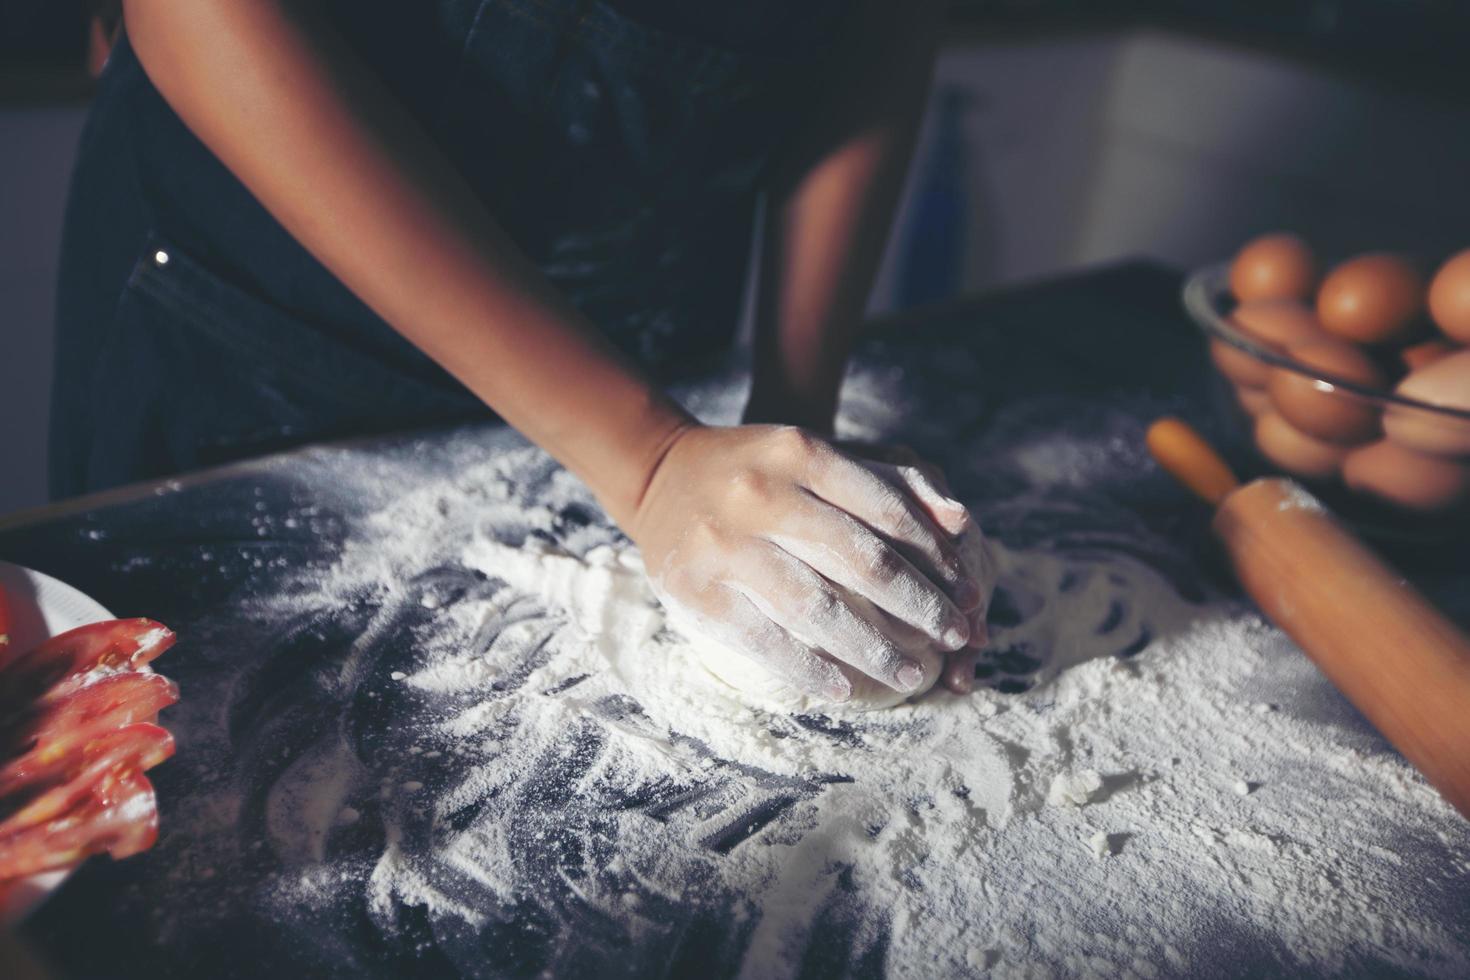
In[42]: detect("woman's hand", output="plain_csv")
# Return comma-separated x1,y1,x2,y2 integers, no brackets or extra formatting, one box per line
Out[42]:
630,424,984,702
837,440,992,695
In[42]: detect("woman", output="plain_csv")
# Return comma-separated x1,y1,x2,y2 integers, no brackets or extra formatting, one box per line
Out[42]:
52,0,988,702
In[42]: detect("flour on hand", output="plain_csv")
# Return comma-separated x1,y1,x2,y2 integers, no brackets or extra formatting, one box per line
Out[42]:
687,527,1000,711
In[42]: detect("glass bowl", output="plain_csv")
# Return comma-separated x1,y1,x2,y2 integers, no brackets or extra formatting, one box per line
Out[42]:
1183,263,1470,549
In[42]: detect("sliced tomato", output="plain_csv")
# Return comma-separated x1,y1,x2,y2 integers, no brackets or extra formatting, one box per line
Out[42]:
0,619,175,716
0,769,159,880
0,673,180,782
0,723,174,837
100,771,161,860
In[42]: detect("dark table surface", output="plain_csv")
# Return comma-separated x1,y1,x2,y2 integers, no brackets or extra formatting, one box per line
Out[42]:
4,263,1467,979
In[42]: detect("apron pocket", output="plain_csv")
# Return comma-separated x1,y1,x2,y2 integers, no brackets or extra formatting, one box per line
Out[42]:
85,236,481,483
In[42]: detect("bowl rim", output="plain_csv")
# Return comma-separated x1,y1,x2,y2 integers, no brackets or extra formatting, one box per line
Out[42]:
1183,263,1470,423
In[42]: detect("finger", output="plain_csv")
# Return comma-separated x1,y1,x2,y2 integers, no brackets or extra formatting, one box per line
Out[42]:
808,459,981,611
942,650,981,694
889,463,968,537
968,607,991,650
733,546,933,693
771,497,971,650
670,583,854,703
872,609,946,692
962,562,992,649
916,460,956,501
831,446,963,532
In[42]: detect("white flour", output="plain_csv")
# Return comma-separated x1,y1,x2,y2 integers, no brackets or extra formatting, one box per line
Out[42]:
240,440,1470,978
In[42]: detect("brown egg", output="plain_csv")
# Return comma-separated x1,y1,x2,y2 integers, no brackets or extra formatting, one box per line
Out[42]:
1399,338,1458,373
1343,440,1470,513
1316,254,1424,345
1427,249,1470,343
1236,385,1271,417
1266,341,1385,445
1382,348,1470,457
1232,300,1330,349
1211,339,1270,388
1230,233,1317,303
1254,411,1349,481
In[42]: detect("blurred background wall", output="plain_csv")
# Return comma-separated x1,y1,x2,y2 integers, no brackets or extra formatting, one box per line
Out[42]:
872,16,1470,309
1,109,85,517
3,2,1469,514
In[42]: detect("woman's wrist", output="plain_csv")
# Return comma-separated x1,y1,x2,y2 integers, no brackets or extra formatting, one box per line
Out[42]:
596,401,701,533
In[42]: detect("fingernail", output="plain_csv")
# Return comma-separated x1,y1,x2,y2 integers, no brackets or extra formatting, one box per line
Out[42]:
827,678,853,702
897,660,926,691
943,623,969,650
950,669,974,694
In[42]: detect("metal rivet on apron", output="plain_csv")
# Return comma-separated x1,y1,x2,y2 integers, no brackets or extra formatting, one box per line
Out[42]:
568,121,592,145
153,250,171,267
582,80,601,101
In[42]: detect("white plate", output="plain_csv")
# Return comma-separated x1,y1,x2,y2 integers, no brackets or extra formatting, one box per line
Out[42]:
0,560,114,925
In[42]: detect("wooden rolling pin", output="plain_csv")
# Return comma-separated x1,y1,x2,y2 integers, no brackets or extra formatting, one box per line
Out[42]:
1147,418,1470,819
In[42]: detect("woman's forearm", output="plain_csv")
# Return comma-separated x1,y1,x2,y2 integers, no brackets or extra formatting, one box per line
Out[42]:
745,0,943,432
122,0,692,527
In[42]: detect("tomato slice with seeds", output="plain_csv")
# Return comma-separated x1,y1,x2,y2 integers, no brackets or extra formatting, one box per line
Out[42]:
0,619,175,716
97,771,161,860
0,723,174,838
0,674,180,785
0,769,159,879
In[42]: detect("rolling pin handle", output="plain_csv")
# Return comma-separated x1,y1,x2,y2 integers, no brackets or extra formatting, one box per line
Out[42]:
1146,418,1241,508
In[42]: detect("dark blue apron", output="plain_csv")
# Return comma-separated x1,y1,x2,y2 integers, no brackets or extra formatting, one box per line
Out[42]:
50,0,847,498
